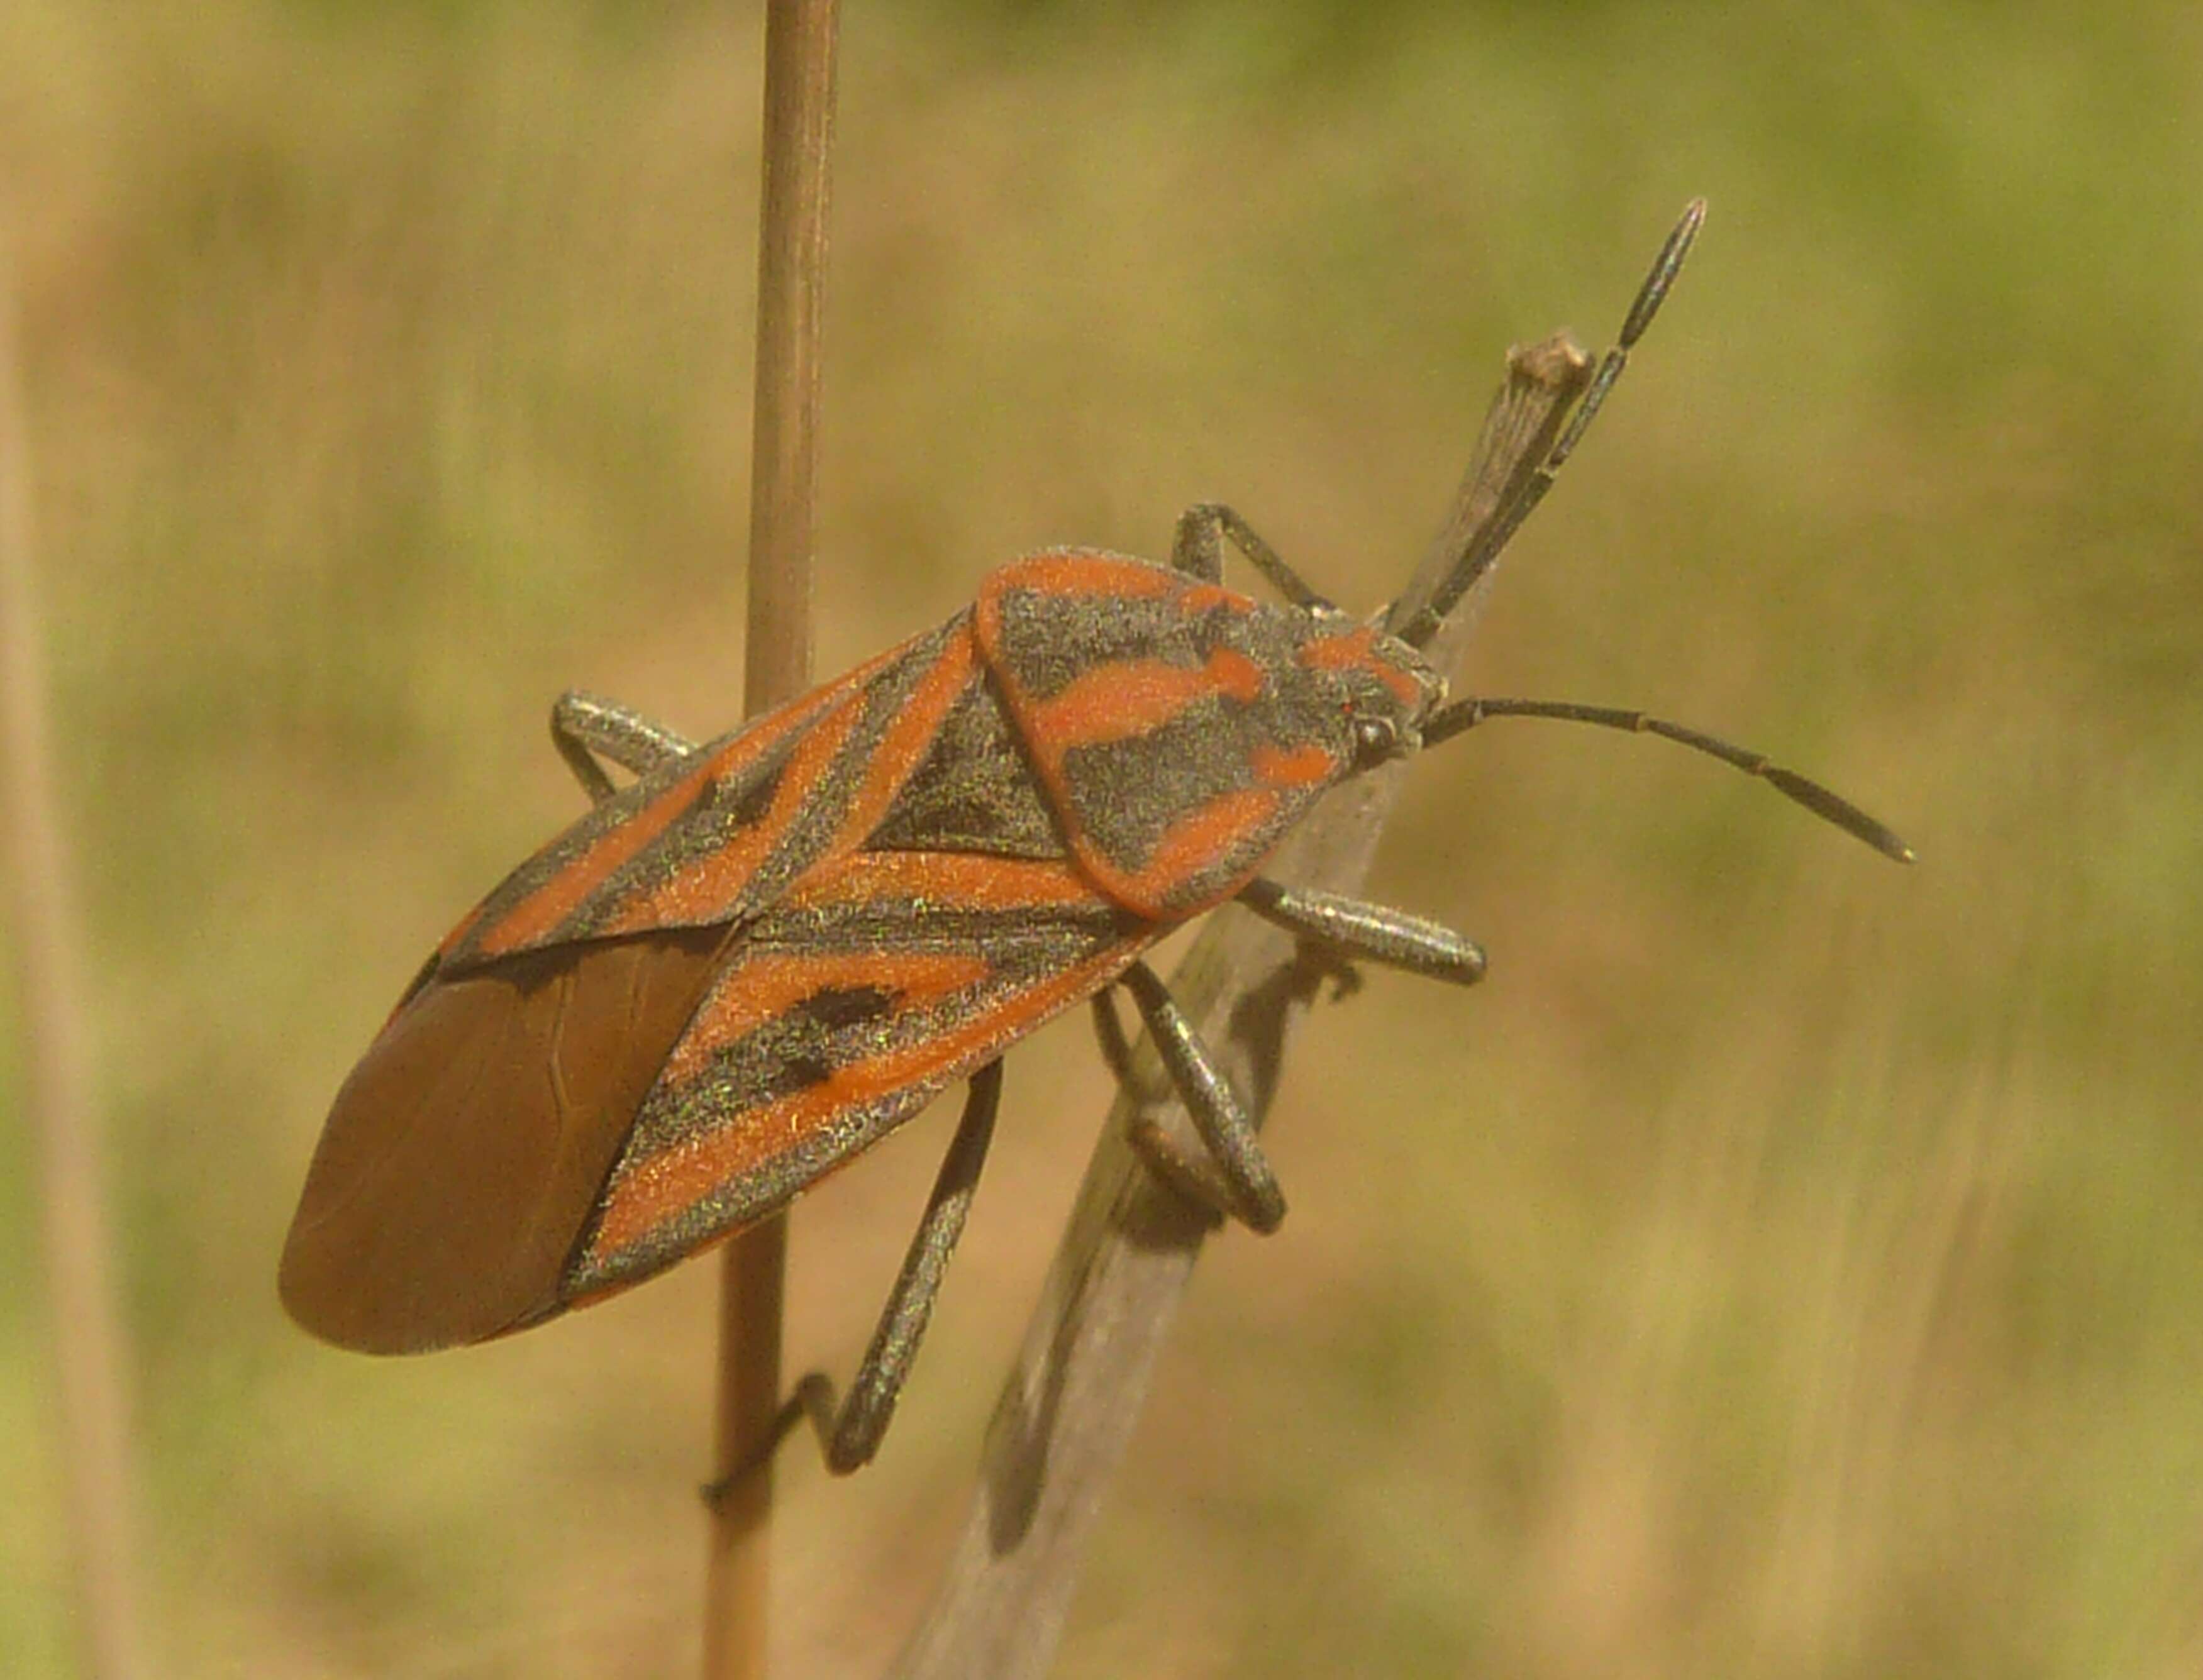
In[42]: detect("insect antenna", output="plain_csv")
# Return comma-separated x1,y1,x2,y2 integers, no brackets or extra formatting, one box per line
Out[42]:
1393,199,1706,650
1419,695,1915,863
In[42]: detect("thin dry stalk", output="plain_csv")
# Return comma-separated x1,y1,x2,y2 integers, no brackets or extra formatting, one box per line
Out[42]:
0,238,154,1678
892,338,1598,1680
702,3,840,1677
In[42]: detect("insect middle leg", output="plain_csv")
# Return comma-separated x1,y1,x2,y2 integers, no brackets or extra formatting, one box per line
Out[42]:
550,689,697,802
1236,878,1487,988
1170,502,1332,611
733,1058,1005,1482
1097,960,1288,1234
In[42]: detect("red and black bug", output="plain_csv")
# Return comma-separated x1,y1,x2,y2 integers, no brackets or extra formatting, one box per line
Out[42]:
280,202,1910,1473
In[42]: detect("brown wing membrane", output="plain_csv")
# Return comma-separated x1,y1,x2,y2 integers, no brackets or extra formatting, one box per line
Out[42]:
279,927,728,1353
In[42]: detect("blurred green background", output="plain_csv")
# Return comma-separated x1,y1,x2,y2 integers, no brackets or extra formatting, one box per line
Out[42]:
4,1,2200,1674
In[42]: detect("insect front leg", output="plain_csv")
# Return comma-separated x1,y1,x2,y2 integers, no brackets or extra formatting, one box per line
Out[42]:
1237,877,1487,988
549,690,698,803
719,1059,1004,1487
1108,960,1287,1234
1170,503,1331,611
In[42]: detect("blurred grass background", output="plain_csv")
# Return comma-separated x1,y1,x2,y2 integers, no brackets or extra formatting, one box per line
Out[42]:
3,0,2201,1674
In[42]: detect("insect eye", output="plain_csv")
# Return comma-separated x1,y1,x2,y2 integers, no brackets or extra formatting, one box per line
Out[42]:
1350,714,1399,768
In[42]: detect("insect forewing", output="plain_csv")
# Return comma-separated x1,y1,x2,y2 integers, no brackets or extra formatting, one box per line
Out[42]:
284,577,1186,1352
279,928,730,1352
562,850,1153,1301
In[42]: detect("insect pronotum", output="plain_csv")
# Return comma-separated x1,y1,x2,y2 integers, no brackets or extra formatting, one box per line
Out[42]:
280,201,1911,1475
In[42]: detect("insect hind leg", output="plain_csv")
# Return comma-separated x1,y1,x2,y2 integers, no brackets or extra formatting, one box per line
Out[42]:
711,1059,1004,1488
1170,502,1333,612
550,690,697,804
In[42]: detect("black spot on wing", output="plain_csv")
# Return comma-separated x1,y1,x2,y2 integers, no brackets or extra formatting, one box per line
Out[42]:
797,983,897,1030
779,1052,834,1093
619,887,1143,1171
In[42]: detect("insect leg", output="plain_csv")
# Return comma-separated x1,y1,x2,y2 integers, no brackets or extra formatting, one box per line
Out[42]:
1170,503,1333,611
1090,991,1140,1088
1238,877,1487,987
549,689,697,803
729,1059,1004,1483
1114,960,1287,1234
1091,990,1230,1226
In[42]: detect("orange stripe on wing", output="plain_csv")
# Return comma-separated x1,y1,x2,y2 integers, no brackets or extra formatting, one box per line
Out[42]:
655,948,991,1090
782,850,1109,915
584,939,1142,1263
589,683,868,936
1298,624,1426,708
815,629,979,856
463,652,895,958
471,751,724,956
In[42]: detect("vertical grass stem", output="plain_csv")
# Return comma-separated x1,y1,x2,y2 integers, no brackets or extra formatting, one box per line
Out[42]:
0,232,154,1680
702,3,838,1677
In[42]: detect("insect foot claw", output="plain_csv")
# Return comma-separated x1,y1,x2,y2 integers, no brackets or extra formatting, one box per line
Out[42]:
699,1375,833,1508
1126,1119,1229,1232
1287,941,1363,1003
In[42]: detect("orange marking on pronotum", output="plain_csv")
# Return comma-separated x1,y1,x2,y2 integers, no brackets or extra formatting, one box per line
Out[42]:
1296,625,1382,675
1374,663,1426,708
1205,646,1266,702
1297,624,1426,707
1101,786,1280,915
1000,550,1181,600
1031,646,1267,749
1251,742,1336,788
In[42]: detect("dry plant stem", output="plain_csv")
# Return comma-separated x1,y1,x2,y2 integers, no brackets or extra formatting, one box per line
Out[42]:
704,2,838,1677
0,243,153,1680
893,338,1595,1680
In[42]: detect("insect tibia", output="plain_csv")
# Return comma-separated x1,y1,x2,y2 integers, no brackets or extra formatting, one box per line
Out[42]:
1421,695,1914,864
